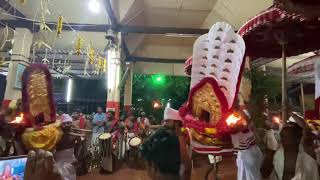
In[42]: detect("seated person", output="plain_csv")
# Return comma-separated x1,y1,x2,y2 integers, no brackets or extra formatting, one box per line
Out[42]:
141,127,181,180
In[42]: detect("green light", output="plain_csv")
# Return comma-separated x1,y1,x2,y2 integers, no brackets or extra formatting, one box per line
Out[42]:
152,74,165,85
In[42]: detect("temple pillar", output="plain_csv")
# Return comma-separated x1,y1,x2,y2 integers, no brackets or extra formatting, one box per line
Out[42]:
3,28,33,106
106,46,121,120
124,63,133,115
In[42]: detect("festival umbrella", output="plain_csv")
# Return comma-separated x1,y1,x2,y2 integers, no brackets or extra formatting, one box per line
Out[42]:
274,0,320,18
238,6,320,121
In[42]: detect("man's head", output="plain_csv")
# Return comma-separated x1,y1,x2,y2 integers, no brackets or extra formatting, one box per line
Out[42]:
141,112,146,117
163,107,183,130
60,114,73,132
141,127,181,178
280,122,302,150
107,111,115,120
97,107,103,114
75,109,81,116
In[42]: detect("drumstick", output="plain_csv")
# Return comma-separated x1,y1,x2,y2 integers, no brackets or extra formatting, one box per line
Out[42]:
68,132,86,137
71,128,92,132
149,125,163,129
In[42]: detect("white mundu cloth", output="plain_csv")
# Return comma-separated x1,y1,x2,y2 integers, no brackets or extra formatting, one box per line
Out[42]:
236,145,263,180
270,145,319,180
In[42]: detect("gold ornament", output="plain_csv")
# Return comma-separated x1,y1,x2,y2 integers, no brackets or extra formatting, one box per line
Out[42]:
56,16,63,37
190,128,224,146
98,56,103,72
75,36,84,56
28,72,51,123
306,119,320,132
192,83,222,125
103,57,107,72
88,47,95,64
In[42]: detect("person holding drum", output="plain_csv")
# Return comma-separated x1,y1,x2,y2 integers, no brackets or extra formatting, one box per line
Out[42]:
55,114,77,180
163,107,192,180
100,111,122,173
138,113,150,141
91,107,106,145
137,112,150,125
106,111,119,133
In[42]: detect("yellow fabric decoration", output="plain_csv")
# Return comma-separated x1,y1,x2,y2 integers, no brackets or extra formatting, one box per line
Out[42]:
190,128,224,145
204,128,217,135
88,48,95,64
98,56,103,71
103,58,107,72
75,37,84,56
56,16,63,37
22,122,62,151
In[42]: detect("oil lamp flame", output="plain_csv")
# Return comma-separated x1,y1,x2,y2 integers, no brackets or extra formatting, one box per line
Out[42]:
226,114,241,126
11,113,24,124
273,116,280,124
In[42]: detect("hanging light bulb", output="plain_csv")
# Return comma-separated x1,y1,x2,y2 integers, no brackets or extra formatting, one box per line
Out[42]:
88,0,100,14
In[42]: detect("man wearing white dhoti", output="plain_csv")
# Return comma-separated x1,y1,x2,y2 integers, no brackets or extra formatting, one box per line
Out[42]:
230,110,263,180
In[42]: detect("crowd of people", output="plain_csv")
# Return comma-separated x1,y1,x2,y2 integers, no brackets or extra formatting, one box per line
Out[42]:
0,102,320,180
39,106,320,180
139,108,320,180
53,107,157,176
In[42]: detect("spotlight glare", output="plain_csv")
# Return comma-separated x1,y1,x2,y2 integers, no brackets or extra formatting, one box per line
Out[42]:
88,0,100,14
66,78,73,102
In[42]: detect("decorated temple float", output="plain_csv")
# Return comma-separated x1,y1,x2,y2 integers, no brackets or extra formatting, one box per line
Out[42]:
4,63,63,151
178,21,251,155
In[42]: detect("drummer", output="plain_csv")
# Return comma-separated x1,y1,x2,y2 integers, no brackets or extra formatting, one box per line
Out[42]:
124,114,135,133
55,114,77,180
138,113,150,140
91,107,106,145
106,111,119,133
163,107,192,180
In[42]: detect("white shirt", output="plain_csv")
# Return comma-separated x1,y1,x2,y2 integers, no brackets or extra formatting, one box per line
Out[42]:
137,117,150,125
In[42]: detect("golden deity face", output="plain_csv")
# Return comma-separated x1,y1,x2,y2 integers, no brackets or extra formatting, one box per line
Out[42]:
192,83,222,125
27,71,51,123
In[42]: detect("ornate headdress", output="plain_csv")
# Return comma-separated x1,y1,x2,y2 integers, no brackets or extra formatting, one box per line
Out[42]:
21,63,62,150
179,22,246,154
22,63,56,126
